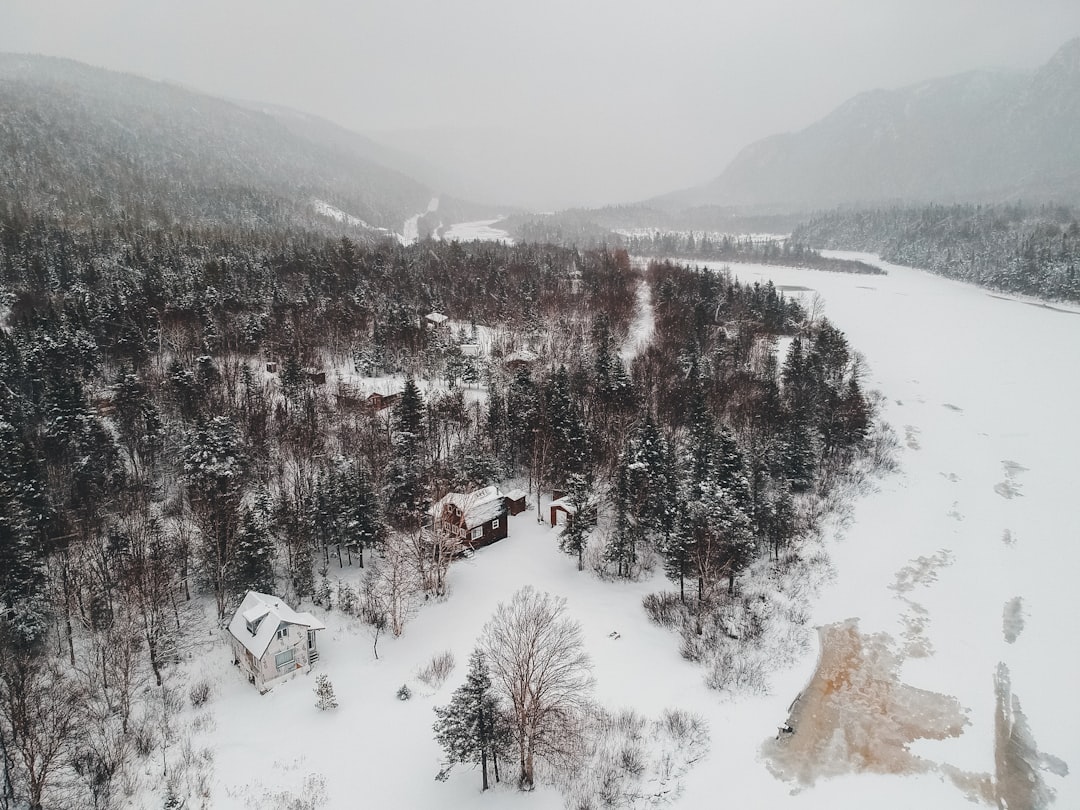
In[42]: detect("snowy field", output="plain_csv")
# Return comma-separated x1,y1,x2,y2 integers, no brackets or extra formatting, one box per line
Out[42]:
175,251,1075,810
441,219,513,243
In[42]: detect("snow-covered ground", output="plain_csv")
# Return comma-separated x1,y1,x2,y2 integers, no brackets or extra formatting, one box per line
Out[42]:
441,218,513,243
712,252,1080,807
174,251,1075,810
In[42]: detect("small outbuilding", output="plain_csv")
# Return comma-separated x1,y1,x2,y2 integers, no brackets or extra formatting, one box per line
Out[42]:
227,591,326,693
425,312,450,329
432,485,509,549
503,489,527,516
504,349,538,370
550,497,576,527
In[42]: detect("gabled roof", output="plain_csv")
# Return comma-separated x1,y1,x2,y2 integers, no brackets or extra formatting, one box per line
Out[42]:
550,496,578,514
228,591,326,659
425,312,449,324
431,485,507,528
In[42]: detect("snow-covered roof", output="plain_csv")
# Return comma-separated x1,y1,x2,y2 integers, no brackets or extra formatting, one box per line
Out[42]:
228,591,326,659
432,485,507,528
459,343,480,357
425,312,449,324
505,349,538,364
550,497,578,514
504,488,526,501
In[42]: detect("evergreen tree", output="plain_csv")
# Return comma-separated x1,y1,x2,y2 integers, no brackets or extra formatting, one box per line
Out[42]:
433,648,509,790
386,378,427,529
314,673,338,710
228,490,275,595
605,455,638,578
558,473,597,571
183,415,250,618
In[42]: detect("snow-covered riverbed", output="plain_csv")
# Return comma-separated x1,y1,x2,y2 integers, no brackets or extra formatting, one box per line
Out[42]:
704,252,1079,807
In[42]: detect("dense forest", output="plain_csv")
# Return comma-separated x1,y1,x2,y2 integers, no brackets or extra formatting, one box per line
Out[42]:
794,204,1080,302
0,204,876,807
502,210,882,274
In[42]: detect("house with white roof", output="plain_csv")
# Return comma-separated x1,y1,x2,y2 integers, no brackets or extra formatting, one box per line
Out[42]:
227,591,326,692
431,485,510,548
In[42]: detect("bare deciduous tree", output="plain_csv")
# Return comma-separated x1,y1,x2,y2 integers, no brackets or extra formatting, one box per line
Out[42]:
0,656,86,810
483,586,593,789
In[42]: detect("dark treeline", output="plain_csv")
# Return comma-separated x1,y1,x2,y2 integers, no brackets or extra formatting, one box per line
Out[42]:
621,232,884,274
794,203,1080,302
0,209,873,807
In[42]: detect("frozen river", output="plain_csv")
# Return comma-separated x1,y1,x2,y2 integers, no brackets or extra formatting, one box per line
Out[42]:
704,252,1079,807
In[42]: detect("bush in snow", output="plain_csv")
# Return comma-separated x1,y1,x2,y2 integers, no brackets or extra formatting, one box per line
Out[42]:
189,679,212,709
417,650,456,688
553,707,710,809
314,674,338,710
396,684,412,701
642,592,684,628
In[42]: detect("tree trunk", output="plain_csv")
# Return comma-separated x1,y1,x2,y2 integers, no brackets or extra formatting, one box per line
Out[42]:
480,747,489,791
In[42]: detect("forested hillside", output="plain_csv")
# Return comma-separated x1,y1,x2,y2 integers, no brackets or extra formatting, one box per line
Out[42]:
794,204,1080,302
0,54,488,237
0,205,876,806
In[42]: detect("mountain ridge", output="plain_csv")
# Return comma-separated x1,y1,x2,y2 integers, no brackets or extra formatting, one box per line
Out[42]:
656,38,1080,211
0,52,492,236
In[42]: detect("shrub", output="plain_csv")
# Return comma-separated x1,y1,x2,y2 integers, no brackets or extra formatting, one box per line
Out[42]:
396,684,412,701
416,650,455,688
642,591,685,628
189,679,212,708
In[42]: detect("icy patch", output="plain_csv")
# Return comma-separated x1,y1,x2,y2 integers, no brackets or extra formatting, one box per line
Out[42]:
763,620,968,786
994,460,1028,499
903,425,921,450
890,550,953,595
994,664,1069,809
1001,597,1025,644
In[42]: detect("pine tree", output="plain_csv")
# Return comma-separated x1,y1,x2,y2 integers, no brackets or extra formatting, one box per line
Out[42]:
605,456,637,578
433,648,510,790
228,490,275,595
314,673,338,710
558,473,597,571
386,378,427,529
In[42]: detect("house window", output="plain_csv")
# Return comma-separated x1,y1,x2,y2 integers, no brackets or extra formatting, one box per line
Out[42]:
276,626,288,640
492,519,500,529
471,526,483,540
274,649,295,672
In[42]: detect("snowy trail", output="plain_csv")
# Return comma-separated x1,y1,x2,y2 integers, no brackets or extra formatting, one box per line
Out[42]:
619,267,654,363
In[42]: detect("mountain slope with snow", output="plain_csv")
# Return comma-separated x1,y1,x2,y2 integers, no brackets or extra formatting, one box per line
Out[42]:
660,38,1080,210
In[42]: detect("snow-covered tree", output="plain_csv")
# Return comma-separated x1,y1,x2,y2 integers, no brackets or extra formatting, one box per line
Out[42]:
314,674,338,710
433,648,511,790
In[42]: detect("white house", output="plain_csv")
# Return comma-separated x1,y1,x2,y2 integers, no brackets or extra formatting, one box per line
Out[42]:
227,591,326,692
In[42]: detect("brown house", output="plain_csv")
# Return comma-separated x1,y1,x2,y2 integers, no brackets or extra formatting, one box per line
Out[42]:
367,391,401,411
431,485,509,549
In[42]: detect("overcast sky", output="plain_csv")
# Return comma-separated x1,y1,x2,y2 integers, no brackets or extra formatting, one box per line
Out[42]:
4,0,1079,209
